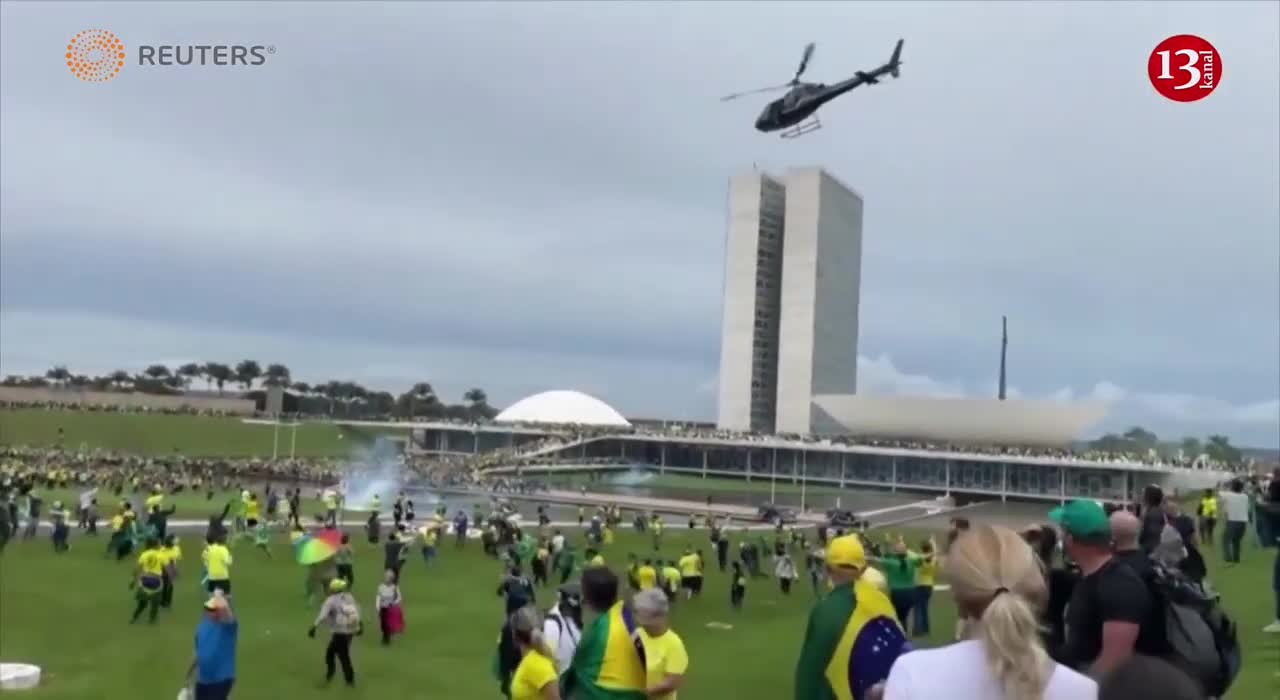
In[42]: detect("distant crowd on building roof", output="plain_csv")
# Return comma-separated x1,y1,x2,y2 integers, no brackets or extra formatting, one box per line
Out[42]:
1,399,1258,473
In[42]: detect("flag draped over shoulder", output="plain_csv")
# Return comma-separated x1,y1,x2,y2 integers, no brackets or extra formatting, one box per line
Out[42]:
793,579,909,700
561,600,647,699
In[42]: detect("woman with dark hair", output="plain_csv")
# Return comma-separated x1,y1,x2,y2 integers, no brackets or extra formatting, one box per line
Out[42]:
1027,524,1076,662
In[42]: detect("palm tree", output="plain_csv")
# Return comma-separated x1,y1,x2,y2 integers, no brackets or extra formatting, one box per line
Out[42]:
408,382,436,417
45,366,72,387
262,363,291,388
176,363,201,389
234,360,262,391
144,364,171,380
320,381,342,415
463,388,494,420
1205,434,1241,465
291,381,311,395
204,363,233,394
109,370,132,390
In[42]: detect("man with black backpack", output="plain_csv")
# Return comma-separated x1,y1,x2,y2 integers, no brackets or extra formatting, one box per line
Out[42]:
542,583,583,674
1112,503,1240,697
1052,500,1166,677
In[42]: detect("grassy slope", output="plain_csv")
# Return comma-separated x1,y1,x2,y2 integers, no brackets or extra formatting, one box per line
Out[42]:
0,409,405,457
0,527,1274,699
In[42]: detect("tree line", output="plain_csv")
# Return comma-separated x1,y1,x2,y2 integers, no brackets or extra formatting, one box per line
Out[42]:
1088,425,1244,466
1,363,497,422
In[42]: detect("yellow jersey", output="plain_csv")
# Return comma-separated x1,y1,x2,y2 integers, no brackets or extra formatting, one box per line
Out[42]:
915,554,937,587
138,549,166,577
509,650,558,700
640,628,689,700
637,565,658,590
145,494,164,513
678,554,700,578
661,566,682,591
590,554,606,567
203,544,233,580
162,544,183,566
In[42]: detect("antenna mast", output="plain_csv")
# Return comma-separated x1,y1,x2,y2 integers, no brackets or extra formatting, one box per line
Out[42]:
998,316,1008,401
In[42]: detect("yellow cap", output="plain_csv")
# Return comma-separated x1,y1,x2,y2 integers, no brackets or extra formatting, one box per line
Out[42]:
826,534,866,568
328,578,348,593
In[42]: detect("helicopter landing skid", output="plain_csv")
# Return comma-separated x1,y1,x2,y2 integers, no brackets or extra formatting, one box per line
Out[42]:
779,114,822,139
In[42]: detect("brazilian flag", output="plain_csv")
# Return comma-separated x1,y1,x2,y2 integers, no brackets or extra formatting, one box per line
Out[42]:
561,600,647,699
793,579,910,700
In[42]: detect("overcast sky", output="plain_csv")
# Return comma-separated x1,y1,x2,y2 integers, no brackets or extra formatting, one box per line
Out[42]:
1,2,1277,446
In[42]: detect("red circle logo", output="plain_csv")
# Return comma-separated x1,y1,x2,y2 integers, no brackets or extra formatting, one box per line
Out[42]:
1148,35,1221,102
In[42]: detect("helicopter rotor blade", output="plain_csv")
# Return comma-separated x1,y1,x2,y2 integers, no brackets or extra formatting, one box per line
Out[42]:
720,84,790,102
793,42,815,82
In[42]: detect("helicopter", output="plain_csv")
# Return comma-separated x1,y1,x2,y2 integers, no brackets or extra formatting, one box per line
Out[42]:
721,39,904,138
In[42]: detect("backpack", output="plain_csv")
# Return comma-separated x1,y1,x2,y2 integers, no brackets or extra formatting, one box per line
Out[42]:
1147,561,1240,697
331,594,360,632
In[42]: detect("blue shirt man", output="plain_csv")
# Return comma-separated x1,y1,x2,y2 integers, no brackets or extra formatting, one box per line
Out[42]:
188,592,238,699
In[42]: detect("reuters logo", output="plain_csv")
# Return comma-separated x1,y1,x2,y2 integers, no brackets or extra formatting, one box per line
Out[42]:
67,29,125,82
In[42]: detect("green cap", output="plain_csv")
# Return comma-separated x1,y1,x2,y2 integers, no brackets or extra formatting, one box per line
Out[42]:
1048,499,1111,539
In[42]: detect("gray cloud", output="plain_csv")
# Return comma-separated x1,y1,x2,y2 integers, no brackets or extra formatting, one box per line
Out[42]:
1,2,1277,446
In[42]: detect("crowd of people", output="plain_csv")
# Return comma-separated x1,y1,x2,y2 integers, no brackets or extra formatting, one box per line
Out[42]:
0,450,1274,700
3,396,1257,473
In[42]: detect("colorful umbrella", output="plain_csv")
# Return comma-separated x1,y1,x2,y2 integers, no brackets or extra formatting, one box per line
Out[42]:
295,528,342,565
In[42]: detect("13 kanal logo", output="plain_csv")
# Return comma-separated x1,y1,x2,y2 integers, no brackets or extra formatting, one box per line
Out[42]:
1148,34,1221,102
67,29,125,82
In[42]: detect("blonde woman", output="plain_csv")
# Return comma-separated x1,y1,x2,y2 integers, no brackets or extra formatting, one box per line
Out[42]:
883,525,1097,700
508,605,561,700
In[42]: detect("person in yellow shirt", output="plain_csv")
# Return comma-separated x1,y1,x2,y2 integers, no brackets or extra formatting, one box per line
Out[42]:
245,493,261,529
586,548,605,568
203,537,234,595
634,588,688,700
131,537,166,624
1197,488,1218,547
660,561,682,602
508,606,561,700
160,534,182,609
677,549,703,599
636,559,658,590
911,537,938,637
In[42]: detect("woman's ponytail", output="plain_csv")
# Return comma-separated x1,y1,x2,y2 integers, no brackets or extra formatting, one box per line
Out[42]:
944,525,1053,700
976,587,1051,700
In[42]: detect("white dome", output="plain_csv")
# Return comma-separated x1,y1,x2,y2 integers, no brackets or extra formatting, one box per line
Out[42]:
495,390,630,427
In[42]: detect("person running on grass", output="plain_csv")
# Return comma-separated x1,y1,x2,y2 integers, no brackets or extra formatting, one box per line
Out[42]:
252,518,272,559
130,537,166,624
375,569,404,645
730,561,746,611
161,533,182,609
309,578,362,687
334,534,355,588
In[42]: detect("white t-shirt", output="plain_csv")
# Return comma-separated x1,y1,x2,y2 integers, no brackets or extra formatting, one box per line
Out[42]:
1219,491,1249,522
542,605,581,674
884,640,1096,700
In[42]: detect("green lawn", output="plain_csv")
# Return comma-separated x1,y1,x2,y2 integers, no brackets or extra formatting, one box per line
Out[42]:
0,409,406,457
0,526,1274,699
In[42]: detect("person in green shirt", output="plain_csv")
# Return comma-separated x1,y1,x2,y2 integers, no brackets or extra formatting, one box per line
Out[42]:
793,534,909,700
873,538,923,626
